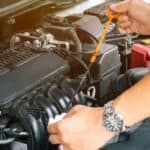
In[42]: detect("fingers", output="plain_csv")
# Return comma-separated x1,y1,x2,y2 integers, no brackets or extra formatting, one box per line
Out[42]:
118,15,129,23
118,27,128,34
63,144,79,150
49,134,63,144
118,27,132,34
48,122,61,134
110,0,129,13
63,145,72,150
48,120,68,144
116,14,132,34
48,122,64,144
48,106,85,148
117,22,131,33
117,21,131,29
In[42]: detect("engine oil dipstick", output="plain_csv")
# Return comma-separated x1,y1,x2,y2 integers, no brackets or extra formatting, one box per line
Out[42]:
90,8,120,63
74,8,120,96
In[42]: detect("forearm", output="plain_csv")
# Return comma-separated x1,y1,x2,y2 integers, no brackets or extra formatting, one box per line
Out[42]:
114,74,150,127
48,75,150,149
137,1,150,34
145,4,150,34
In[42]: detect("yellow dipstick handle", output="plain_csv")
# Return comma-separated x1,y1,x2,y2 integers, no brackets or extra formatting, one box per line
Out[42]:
90,8,120,63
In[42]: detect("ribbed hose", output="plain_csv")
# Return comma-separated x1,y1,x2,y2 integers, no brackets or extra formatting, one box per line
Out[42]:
10,104,46,150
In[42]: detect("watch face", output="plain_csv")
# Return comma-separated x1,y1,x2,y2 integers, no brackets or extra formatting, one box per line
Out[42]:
104,113,124,132
104,101,124,133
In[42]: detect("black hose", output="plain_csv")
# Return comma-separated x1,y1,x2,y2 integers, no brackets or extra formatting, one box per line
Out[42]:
49,86,71,112
35,96,57,118
10,104,46,150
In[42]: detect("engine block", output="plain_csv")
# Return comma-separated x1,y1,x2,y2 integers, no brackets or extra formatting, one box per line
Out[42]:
0,45,86,150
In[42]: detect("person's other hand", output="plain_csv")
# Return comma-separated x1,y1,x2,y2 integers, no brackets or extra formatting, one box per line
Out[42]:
48,105,114,150
110,0,150,35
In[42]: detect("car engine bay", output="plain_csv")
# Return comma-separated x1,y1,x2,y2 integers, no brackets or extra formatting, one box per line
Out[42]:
0,0,149,150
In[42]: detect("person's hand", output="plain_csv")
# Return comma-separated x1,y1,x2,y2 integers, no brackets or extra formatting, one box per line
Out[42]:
110,0,150,35
48,105,115,150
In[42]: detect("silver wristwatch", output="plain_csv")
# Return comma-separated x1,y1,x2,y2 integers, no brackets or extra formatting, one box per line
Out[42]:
103,101,125,133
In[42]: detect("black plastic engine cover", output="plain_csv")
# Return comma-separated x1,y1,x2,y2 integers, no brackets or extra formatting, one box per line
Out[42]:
0,52,69,110
90,43,121,105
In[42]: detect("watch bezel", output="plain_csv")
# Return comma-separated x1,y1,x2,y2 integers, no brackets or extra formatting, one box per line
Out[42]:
103,101,124,133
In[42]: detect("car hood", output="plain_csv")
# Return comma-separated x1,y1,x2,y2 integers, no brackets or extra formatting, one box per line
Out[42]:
0,0,85,18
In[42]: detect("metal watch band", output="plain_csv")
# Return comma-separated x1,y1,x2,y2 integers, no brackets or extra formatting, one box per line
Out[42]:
103,101,124,133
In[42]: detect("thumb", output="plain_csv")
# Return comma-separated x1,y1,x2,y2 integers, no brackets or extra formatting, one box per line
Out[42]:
110,0,129,13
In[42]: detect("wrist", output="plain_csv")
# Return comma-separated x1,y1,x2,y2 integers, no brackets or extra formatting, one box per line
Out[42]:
103,101,125,133
145,6,150,34
97,108,116,144
113,90,149,127
113,94,134,127
143,2,150,34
